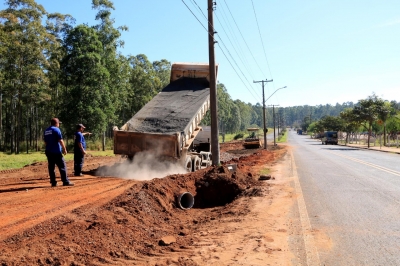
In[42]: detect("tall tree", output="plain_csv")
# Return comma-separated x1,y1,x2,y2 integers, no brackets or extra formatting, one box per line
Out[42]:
91,0,129,149
352,94,385,148
340,108,359,144
60,24,109,136
377,101,393,146
0,0,53,153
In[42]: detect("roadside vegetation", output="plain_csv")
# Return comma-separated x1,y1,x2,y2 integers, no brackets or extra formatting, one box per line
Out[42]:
0,150,114,171
277,129,288,143
301,94,400,148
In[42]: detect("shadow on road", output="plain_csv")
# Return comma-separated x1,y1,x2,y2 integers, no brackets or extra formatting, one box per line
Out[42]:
321,148,358,151
0,186,48,194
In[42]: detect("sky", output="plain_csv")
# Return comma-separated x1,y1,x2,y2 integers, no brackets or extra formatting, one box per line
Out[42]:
1,0,399,107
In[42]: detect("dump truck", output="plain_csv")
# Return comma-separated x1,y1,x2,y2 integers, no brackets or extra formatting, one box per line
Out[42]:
243,128,262,149
113,62,216,172
321,131,338,145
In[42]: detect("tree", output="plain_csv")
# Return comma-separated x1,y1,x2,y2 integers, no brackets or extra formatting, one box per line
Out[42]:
386,113,400,143
60,24,109,136
319,115,344,132
0,0,53,153
234,100,253,131
340,108,359,144
352,94,385,148
377,101,393,146
127,54,161,117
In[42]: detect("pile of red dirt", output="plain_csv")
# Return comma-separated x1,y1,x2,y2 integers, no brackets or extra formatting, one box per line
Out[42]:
0,143,286,265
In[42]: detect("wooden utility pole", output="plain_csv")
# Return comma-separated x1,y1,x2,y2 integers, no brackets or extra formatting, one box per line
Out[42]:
269,105,280,146
208,0,220,165
253,79,273,149
277,112,280,136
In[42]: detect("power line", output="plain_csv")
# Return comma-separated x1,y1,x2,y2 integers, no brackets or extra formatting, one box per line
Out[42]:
213,17,261,98
222,0,268,78
181,0,261,103
181,0,208,32
217,43,260,101
190,0,207,19
217,3,252,75
251,0,274,81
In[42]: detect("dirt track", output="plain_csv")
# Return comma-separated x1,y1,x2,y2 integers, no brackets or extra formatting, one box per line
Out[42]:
0,141,297,265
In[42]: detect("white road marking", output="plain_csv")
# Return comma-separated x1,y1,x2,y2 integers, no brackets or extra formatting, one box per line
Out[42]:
328,151,400,177
290,150,321,266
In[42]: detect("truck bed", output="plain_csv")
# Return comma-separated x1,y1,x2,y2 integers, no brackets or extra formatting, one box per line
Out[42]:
121,77,210,137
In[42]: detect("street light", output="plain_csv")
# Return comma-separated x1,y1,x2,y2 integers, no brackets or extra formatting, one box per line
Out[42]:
265,86,286,146
264,86,287,104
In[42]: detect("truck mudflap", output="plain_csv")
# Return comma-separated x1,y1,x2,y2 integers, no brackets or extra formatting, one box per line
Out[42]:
114,131,181,158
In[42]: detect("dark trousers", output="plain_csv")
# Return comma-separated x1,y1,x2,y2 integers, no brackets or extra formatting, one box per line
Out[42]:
45,151,69,185
74,152,84,175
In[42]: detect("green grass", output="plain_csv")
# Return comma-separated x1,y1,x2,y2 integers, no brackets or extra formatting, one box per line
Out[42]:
259,168,270,175
219,133,238,142
0,150,115,171
277,131,288,143
219,128,274,143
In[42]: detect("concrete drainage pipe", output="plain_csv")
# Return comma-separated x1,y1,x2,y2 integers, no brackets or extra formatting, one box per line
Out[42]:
177,192,194,210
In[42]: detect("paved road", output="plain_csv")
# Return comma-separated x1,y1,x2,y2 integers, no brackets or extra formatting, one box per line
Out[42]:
289,131,400,266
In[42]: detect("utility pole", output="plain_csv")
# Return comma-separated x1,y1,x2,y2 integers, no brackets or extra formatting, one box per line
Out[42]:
253,79,273,149
269,105,280,146
277,111,280,137
208,0,220,165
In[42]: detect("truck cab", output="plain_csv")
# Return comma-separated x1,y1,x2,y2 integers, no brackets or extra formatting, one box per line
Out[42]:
322,131,338,145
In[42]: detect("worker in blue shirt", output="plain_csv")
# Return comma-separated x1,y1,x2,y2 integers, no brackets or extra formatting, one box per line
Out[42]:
74,124,90,176
43,118,73,187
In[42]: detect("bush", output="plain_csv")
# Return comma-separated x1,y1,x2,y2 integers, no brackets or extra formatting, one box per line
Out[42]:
66,137,114,151
234,133,244,140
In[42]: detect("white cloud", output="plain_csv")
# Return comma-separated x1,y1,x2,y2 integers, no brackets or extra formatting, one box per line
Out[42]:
376,18,400,28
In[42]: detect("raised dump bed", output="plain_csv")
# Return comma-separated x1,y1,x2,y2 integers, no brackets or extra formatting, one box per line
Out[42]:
114,63,216,172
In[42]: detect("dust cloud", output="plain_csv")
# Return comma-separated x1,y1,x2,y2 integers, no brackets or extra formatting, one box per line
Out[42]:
95,151,187,180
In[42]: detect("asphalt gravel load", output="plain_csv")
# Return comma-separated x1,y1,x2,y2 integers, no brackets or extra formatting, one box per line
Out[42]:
123,77,210,135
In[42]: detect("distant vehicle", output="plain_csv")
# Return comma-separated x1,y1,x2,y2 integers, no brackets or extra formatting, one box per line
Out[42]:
243,128,261,149
322,131,338,145
297,129,303,135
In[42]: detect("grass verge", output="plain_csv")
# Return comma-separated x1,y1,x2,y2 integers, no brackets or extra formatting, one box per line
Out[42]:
0,150,115,171
277,131,288,143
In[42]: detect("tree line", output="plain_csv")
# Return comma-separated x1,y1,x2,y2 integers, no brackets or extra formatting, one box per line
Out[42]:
305,94,400,148
1,0,398,154
0,0,171,153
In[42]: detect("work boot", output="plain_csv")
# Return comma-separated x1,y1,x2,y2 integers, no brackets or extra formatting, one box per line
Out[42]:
63,182,74,186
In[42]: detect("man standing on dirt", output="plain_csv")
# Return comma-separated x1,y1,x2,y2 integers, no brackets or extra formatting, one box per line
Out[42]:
74,124,90,176
44,118,74,187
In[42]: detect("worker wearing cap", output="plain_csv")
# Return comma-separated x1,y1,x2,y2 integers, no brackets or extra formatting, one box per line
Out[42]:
43,118,73,187
74,124,88,176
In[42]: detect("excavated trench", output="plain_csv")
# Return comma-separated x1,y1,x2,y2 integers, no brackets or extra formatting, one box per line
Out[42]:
93,162,253,211
193,166,244,208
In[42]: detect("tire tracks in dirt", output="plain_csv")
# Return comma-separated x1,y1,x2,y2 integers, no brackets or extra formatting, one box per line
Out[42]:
0,176,135,241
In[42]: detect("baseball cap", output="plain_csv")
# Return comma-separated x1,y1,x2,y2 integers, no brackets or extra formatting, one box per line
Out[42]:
76,124,86,129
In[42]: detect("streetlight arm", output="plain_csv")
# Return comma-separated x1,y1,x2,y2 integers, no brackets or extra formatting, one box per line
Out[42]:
264,86,286,104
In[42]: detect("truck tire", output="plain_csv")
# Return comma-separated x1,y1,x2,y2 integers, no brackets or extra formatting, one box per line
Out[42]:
192,156,201,172
185,156,192,173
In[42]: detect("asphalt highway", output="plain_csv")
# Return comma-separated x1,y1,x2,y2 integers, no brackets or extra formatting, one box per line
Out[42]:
289,130,400,265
